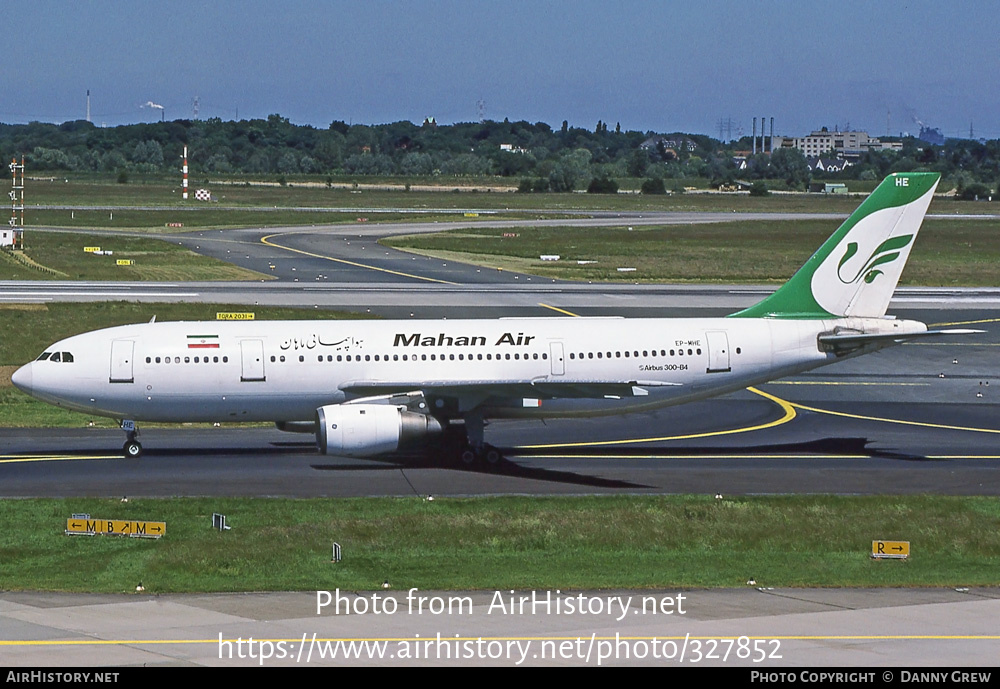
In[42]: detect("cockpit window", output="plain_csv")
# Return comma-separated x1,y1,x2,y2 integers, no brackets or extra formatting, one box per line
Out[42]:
62,352,74,363
50,352,61,362
36,352,52,361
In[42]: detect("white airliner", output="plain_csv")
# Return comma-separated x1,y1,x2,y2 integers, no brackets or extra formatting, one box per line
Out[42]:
11,173,978,461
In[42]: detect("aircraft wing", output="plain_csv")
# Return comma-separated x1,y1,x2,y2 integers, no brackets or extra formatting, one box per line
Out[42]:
339,378,681,401
818,328,983,353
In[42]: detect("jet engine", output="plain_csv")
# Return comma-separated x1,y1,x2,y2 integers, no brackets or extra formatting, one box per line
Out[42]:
315,404,443,457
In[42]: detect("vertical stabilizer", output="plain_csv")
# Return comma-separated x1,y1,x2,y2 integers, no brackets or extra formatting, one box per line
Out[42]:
730,172,940,319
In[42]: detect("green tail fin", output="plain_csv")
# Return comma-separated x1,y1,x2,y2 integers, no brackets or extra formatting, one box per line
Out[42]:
730,172,940,319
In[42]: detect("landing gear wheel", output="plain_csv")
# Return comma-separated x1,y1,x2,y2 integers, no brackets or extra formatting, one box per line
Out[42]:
123,440,143,459
484,446,502,465
459,447,477,465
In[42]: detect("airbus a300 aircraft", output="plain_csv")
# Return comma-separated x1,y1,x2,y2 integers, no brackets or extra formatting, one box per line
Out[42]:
11,172,978,462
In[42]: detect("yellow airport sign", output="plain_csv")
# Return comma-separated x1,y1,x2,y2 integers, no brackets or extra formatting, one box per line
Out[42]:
66,517,166,538
464,212,479,217
84,246,101,253
217,312,255,320
872,540,909,559
116,259,135,266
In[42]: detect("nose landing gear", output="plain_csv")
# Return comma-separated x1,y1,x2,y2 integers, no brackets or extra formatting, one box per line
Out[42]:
120,419,142,458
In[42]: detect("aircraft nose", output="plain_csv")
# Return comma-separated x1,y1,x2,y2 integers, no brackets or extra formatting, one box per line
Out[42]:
10,363,32,394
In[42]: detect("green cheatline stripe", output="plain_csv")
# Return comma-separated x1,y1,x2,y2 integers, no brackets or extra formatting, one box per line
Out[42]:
187,334,218,339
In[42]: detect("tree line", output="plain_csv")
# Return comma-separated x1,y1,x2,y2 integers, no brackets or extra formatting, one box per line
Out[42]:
1,115,997,196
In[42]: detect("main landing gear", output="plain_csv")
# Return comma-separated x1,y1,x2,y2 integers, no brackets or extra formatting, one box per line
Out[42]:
120,419,142,459
458,444,503,465
456,413,504,466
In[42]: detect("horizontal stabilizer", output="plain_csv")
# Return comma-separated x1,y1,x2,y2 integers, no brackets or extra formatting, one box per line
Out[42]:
818,328,984,353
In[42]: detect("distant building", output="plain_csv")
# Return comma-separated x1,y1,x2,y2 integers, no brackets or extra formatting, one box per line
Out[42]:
640,135,697,153
772,128,901,160
806,157,851,173
499,143,528,154
809,182,849,194
0,229,21,248
918,125,945,146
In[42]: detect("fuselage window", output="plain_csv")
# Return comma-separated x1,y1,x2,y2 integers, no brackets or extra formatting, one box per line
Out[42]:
421,354,427,361
450,354,455,361
542,353,547,360
280,355,286,362
687,349,693,355
533,353,538,360
184,357,190,363
270,356,276,362
194,356,200,363
174,357,180,363
624,351,630,358
642,350,648,357
164,357,170,364
337,355,343,362
569,353,575,360
597,352,602,359
697,348,702,355
588,353,593,359
299,355,304,362
458,354,464,361
146,357,152,364
394,354,399,361
477,354,483,360
374,355,380,361
214,356,220,363
430,354,436,361
736,347,741,354
223,356,228,363
318,355,324,362
402,354,407,361
505,353,511,360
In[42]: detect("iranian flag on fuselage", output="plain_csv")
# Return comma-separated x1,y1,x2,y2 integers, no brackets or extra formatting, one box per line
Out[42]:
187,334,220,349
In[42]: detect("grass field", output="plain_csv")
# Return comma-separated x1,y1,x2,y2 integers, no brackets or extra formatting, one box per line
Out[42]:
0,231,269,281
1,495,998,592
383,217,1000,286
26,174,993,215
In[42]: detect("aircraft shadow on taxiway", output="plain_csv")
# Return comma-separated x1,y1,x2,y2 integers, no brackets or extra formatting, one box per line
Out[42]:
302,436,937,490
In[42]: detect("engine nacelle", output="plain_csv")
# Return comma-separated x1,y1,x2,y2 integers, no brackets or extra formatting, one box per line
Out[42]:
315,404,443,457
275,421,317,434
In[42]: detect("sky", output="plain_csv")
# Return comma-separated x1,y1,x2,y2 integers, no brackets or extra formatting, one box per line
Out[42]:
4,0,999,139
